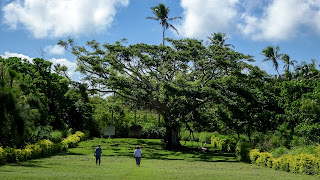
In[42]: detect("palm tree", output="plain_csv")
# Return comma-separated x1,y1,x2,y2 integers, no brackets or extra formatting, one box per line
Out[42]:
146,4,182,45
207,32,234,48
281,54,297,72
262,46,282,77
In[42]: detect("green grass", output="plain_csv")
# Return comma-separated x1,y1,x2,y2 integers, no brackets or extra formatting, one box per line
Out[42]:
0,138,318,180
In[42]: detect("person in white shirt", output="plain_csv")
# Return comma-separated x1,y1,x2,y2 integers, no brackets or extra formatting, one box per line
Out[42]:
133,145,142,166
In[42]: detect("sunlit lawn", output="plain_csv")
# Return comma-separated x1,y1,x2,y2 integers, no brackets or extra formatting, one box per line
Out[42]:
0,138,318,180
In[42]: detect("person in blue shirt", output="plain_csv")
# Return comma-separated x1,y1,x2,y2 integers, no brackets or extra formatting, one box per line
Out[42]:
94,145,102,165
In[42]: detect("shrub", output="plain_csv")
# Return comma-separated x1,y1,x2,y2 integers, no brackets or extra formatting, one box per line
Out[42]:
141,123,165,139
272,158,281,170
83,130,91,140
62,134,80,148
4,147,17,163
1,131,85,164
255,152,273,167
249,149,260,164
60,141,68,151
289,154,315,174
315,144,320,157
0,147,7,164
25,144,42,159
37,139,54,156
277,155,291,172
315,158,320,175
235,141,253,162
211,134,236,152
22,148,33,160
75,131,86,141
199,132,216,144
180,129,190,142
271,146,289,158
266,157,275,168
50,131,63,143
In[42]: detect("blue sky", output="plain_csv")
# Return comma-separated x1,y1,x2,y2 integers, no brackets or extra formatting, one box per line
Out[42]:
1,0,320,80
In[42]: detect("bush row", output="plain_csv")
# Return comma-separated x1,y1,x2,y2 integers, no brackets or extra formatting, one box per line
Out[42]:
0,131,88,165
249,145,320,175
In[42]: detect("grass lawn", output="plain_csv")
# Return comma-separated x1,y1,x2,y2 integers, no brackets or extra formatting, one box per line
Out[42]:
0,138,318,180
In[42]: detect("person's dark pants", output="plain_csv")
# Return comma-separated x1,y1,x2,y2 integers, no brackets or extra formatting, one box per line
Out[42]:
135,157,141,166
96,155,101,165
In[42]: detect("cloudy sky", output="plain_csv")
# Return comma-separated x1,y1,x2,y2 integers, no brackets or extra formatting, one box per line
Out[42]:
1,0,320,80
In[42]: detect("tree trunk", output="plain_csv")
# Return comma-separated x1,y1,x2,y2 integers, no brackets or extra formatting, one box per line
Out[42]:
163,26,165,45
165,125,181,149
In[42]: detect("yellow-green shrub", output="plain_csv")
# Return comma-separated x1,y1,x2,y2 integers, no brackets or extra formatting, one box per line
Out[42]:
25,144,42,158
277,155,292,172
266,157,275,168
37,139,54,156
14,149,23,162
255,152,273,167
75,131,86,141
60,141,68,151
1,131,85,164
211,134,236,152
4,147,17,163
316,144,320,157
0,147,6,164
291,154,316,174
272,158,281,170
315,158,320,175
249,149,260,164
62,134,81,148
22,148,33,160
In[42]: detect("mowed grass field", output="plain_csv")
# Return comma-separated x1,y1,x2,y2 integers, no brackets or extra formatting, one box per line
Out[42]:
0,138,318,180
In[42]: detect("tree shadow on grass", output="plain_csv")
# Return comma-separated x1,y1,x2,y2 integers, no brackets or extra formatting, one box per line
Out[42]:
110,144,238,162
57,151,86,156
7,160,48,168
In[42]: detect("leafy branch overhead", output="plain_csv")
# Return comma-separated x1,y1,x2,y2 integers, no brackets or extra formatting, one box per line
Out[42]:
58,37,255,148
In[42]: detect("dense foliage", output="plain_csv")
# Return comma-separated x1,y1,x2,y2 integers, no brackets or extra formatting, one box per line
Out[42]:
1,34,320,152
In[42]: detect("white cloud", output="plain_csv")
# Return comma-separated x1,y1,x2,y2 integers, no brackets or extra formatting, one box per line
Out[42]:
179,0,239,38
179,0,320,41
44,45,65,56
49,58,76,75
238,0,318,41
1,52,33,62
2,0,129,38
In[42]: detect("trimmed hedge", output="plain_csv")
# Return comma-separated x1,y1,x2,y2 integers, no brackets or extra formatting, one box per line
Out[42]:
249,146,320,175
0,131,87,165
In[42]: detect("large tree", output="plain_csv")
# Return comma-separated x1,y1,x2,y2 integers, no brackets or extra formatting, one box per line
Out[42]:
146,3,182,45
58,38,253,148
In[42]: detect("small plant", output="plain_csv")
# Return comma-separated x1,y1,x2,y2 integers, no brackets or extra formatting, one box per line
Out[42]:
0,147,7,164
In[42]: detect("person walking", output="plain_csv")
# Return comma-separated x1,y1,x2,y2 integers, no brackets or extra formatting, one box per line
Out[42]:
94,144,102,165
133,145,142,167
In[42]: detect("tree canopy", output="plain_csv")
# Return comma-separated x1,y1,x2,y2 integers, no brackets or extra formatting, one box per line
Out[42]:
58,37,257,148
